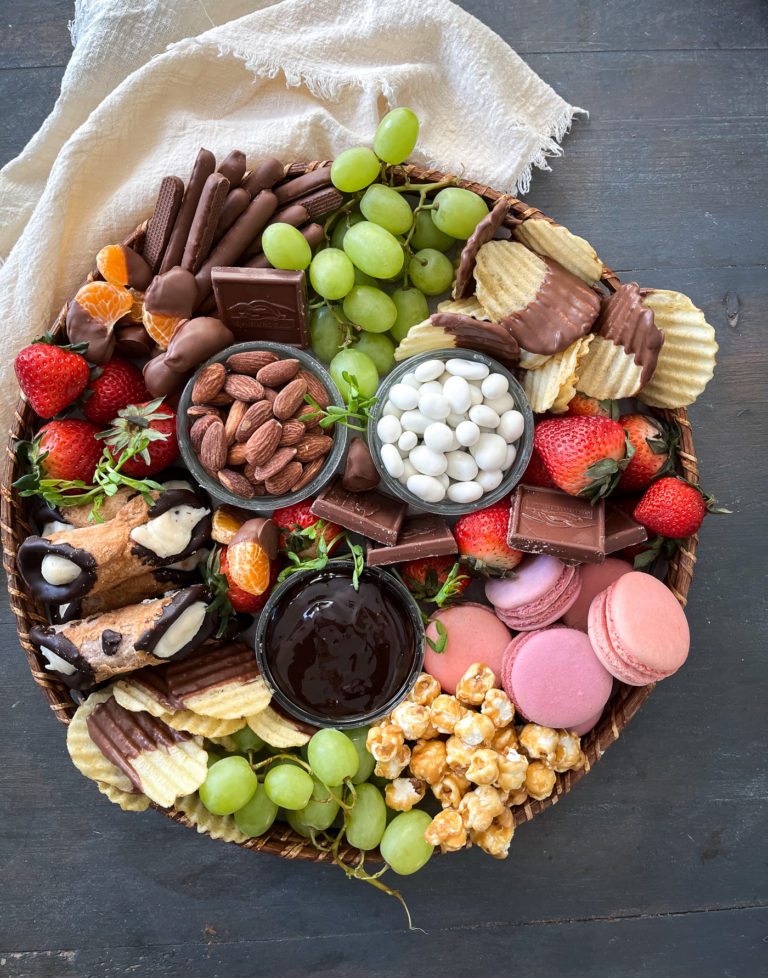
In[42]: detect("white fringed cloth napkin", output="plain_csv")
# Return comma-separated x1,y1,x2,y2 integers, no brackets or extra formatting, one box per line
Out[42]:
0,0,583,433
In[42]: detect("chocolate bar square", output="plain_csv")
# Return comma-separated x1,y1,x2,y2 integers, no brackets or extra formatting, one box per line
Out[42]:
311,477,406,546
508,484,605,564
211,267,309,347
604,503,648,554
366,515,457,567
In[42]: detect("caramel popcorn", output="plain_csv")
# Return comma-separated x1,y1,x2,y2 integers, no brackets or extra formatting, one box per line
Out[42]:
507,787,529,807
390,701,433,741
455,663,497,706
409,738,448,785
494,748,529,792
481,688,515,728
374,743,411,780
519,723,560,766
429,694,467,735
470,807,515,859
491,725,519,753
445,734,475,775
454,711,495,748
385,777,426,812
466,748,500,786
424,809,467,853
366,723,405,763
554,730,586,773
407,672,441,707
431,771,470,809
458,784,506,832
525,759,557,801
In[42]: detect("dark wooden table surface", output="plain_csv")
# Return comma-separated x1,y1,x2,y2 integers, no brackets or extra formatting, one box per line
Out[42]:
1,2,766,975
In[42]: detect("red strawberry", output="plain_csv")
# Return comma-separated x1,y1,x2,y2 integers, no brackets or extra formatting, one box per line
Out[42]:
618,414,677,492
219,547,280,613
272,499,343,559
632,477,709,539
400,555,470,604
453,499,524,575
104,399,179,477
535,416,632,500
521,446,556,488
14,336,90,418
83,357,149,425
565,392,618,419
33,419,104,484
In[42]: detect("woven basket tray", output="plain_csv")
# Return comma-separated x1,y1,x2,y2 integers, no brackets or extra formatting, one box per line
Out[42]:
0,163,699,864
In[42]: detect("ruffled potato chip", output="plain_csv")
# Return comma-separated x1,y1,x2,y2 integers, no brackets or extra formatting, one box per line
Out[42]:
514,218,604,286
247,706,312,748
523,335,594,413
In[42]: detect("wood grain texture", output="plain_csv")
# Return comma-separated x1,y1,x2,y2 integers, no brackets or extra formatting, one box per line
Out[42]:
0,0,766,975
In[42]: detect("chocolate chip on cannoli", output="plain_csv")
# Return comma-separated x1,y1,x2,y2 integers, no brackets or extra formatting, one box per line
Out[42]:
160,148,217,273
217,149,247,188
18,489,211,604
181,172,230,274
30,583,216,689
143,175,184,272
241,157,286,197
274,167,332,206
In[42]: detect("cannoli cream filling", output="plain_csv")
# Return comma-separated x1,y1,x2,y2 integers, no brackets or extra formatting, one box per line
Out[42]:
40,554,82,586
42,520,71,537
153,601,208,658
130,505,209,559
40,645,77,675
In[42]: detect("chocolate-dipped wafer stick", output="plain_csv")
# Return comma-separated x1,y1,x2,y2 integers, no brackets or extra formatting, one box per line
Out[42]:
241,157,285,197
30,584,216,689
143,176,184,272
213,187,251,244
18,489,211,605
160,148,216,273
274,167,333,206
217,149,246,187
293,186,343,220
181,172,230,274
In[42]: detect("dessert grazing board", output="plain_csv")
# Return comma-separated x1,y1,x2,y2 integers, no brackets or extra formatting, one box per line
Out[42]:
2,108,719,905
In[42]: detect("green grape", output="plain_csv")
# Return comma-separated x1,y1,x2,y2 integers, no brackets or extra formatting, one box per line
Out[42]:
261,223,312,270
233,782,278,837
309,248,356,301
410,209,455,252
360,184,413,236
309,305,346,363
354,331,395,375
229,727,265,753
374,107,419,165
296,777,340,831
354,267,377,288
331,147,380,193
263,762,314,810
408,248,454,295
345,782,387,850
345,727,376,785
390,287,430,343
199,756,258,815
343,221,405,279
329,349,379,401
330,210,364,250
343,285,397,333
431,187,489,240
307,728,360,786
284,808,313,838
379,809,434,875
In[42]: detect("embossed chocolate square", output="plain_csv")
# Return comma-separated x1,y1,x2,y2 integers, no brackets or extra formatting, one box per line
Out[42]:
311,477,406,546
508,484,606,564
366,515,457,567
211,266,309,347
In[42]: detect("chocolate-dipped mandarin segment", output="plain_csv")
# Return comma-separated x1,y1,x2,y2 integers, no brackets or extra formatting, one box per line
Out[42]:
181,172,230,274
114,324,156,359
230,518,279,560
143,175,184,272
216,149,247,187
241,157,286,197
144,267,199,319
342,437,380,492
454,195,512,300
144,353,191,398
163,317,235,373
160,147,217,273
97,244,153,292
17,537,97,603
65,301,116,364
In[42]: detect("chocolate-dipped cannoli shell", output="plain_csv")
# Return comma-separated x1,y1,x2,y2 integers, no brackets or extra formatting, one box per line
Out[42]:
30,584,216,689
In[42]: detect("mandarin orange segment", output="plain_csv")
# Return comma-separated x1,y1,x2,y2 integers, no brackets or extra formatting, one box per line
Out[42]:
226,541,271,596
211,507,245,545
74,281,133,327
142,307,184,349
96,245,130,287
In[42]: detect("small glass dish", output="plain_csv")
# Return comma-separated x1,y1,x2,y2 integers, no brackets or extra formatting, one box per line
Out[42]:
367,349,534,517
254,561,426,730
177,341,348,512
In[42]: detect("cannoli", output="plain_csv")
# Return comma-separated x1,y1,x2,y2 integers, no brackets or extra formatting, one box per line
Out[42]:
18,488,211,605
30,583,215,689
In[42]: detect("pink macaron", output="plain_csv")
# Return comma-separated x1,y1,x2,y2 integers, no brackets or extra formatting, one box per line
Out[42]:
424,602,512,694
587,571,690,686
563,557,633,632
485,554,583,630
501,626,613,729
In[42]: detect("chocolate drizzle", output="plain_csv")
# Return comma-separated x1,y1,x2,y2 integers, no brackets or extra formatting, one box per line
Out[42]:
454,195,512,299
595,283,665,388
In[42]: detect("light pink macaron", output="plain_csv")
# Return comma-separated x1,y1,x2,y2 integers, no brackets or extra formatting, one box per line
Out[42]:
587,571,690,686
501,626,613,729
563,557,633,632
424,602,512,694
485,554,583,631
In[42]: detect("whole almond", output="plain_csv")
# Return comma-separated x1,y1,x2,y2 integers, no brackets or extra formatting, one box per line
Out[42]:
226,350,279,375
256,358,301,387
290,456,325,492
224,399,249,444
200,422,228,471
273,377,308,420
298,369,330,408
266,461,303,495
218,469,256,499
227,441,247,466
292,404,322,431
187,404,223,419
262,387,278,405
244,419,282,466
279,420,305,446
192,362,227,404
249,446,297,482
295,433,334,462
236,400,273,442
251,480,268,496
210,390,235,407
224,373,265,402
190,414,222,452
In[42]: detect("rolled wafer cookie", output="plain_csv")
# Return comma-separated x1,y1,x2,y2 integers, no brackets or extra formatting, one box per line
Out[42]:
17,488,211,604
30,583,216,689
160,148,216,273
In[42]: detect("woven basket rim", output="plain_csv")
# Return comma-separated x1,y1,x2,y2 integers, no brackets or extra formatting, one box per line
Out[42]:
0,162,700,865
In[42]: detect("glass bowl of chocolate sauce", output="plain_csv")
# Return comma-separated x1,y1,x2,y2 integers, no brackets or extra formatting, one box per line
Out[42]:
255,562,425,729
